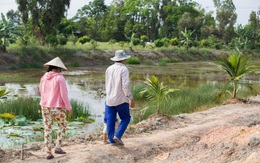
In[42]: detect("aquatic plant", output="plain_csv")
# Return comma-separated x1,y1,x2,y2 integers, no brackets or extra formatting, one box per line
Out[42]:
0,87,12,98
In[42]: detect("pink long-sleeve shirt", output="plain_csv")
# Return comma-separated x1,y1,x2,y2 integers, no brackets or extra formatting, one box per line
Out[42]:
39,71,72,110
105,62,133,106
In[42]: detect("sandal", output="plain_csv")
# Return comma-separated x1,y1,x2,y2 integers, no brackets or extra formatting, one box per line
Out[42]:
46,153,54,160
55,148,66,154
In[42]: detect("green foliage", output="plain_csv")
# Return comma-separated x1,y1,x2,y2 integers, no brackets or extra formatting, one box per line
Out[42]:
16,0,70,43
68,35,78,45
0,97,91,122
154,39,164,48
200,39,210,48
45,34,59,47
11,115,27,126
140,35,148,42
118,41,125,47
126,57,140,64
0,87,12,98
138,76,177,114
133,83,229,122
181,28,195,51
67,99,91,122
218,49,256,98
170,37,179,46
0,97,41,121
159,57,170,63
78,36,90,45
90,39,98,50
143,60,154,65
109,39,116,45
0,13,22,52
131,37,141,46
57,34,68,46
161,37,170,47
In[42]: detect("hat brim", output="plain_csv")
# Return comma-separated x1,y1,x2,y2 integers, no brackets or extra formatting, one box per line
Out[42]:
44,64,68,71
110,55,131,62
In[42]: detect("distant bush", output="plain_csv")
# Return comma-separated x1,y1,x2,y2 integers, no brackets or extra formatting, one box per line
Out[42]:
68,35,78,45
78,36,90,45
132,37,141,46
159,57,170,63
126,57,140,64
170,37,179,46
161,37,170,47
200,39,210,48
154,39,164,48
57,34,68,46
45,34,58,47
140,35,148,42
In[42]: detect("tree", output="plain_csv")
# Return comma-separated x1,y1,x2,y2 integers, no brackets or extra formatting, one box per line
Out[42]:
219,49,255,98
213,0,237,44
16,0,70,43
138,76,175,114
75,0,108,41
0,13,22,52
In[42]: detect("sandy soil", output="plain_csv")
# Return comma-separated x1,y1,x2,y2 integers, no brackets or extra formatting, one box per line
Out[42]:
1,95,260,163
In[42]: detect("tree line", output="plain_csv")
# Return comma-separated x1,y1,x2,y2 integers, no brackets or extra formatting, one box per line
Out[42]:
0,0,259,52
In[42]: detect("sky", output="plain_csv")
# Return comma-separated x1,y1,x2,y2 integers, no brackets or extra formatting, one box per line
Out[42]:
0,0,259,26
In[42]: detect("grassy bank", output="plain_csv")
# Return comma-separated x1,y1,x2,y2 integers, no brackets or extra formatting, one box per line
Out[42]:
4,42,259,70
131,82,260,123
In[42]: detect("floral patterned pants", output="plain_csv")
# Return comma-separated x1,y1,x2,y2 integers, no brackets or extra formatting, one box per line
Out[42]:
41,107,67,153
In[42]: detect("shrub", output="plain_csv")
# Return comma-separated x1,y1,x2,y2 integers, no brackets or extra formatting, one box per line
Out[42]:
200,39,210,47
159,57,170,63
57,34,68,46
140,35,148,42
126,57,140,64
68,35,78,45
161,37,170,47
45,34,58,47
154,39,164,48
170,37,179,46
78,36,90,45
132,37,141,46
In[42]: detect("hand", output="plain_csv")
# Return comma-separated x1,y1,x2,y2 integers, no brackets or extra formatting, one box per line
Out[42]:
68,109,73,117
129,99,135,108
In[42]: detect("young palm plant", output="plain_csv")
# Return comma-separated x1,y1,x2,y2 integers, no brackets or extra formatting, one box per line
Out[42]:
219,49,255,98
138,75,176,114
181,28,195,51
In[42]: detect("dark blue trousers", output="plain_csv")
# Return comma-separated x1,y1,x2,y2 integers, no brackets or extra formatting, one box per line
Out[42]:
105,103,131,143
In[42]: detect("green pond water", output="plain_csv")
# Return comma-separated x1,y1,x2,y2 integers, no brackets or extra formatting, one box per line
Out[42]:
0,61,259,149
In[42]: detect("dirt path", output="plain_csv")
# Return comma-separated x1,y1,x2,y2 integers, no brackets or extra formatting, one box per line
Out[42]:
2,95,260,163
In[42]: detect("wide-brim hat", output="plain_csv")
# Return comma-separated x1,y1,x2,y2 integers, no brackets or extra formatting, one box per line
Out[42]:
44,57,67,71
110,50,131,61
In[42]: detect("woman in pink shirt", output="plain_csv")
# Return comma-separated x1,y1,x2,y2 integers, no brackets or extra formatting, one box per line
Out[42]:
39,57,72,160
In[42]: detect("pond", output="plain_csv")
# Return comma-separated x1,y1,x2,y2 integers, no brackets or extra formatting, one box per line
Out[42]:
0,61,259,148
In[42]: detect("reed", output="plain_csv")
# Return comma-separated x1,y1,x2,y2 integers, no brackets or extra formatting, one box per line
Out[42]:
0,97,91,121
132,82,257,123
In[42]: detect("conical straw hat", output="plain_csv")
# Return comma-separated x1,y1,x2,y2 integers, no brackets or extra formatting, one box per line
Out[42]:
44,57,67,71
